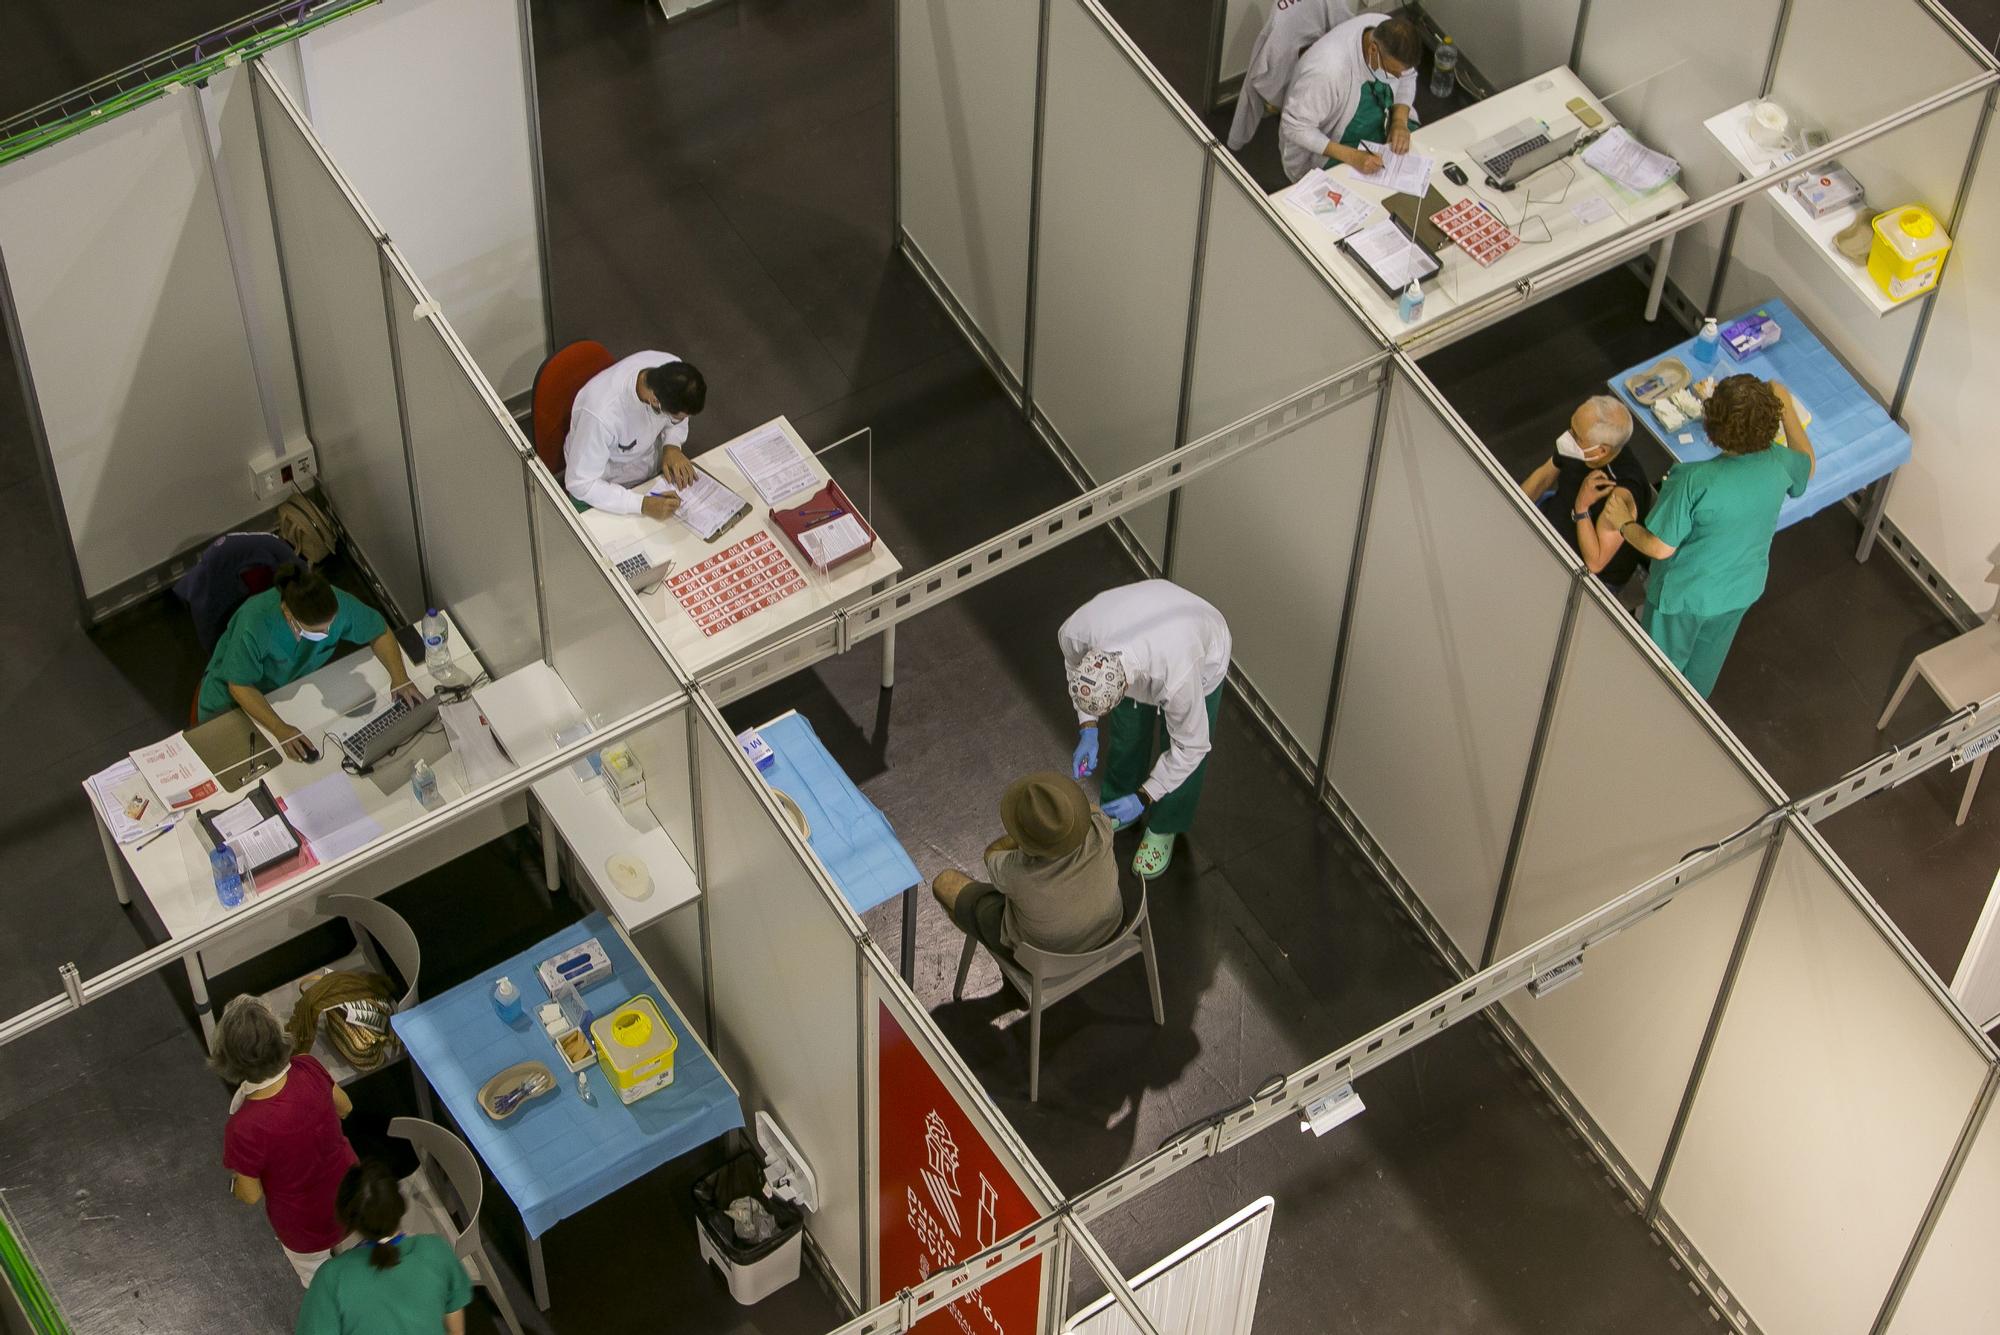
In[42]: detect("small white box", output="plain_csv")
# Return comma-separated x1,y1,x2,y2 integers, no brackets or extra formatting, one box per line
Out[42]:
736,728,775,771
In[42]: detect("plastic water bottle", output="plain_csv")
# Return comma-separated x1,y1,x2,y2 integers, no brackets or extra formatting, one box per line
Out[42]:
1693,317,1721,370
1430,36,1458,100
410,758,441,811
421,609,449,659
210,844,245,909
492,976,524,1024
1399,279,1426,324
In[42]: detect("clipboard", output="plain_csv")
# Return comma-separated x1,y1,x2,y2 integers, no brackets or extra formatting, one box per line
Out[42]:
184,708,281,793
196,780,302,876
770,479,877,573
1339,215,1442,297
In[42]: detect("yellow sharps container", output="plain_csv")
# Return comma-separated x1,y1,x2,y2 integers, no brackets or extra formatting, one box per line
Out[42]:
590,997,678,1104
1867,206,1952,303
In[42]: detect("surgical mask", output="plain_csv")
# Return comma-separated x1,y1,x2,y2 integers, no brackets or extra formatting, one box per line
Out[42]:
296,627,329,642
1555,430,1590,461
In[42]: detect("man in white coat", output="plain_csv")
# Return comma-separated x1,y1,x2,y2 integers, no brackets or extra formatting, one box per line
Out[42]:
1061,580,1233,878
1278,13,1423,182
563,350,708,516
1226,0,1353,151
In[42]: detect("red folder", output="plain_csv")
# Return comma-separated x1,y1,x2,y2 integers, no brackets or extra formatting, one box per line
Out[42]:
770,479,877,572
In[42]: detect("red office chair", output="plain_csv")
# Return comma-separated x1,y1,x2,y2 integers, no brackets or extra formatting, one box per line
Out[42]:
530,340,616,477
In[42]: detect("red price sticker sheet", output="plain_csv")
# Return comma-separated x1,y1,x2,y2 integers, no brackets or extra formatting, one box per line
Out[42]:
667,531,807,637
1432,197,1519,267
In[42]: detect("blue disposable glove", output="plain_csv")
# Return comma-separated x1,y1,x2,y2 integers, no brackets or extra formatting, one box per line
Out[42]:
1103,794,1145,828
1072,728,1100,778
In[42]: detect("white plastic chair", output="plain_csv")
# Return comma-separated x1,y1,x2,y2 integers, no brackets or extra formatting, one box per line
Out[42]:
954,878,1164,1102
390,1116,528,1335
1878,620,2000,825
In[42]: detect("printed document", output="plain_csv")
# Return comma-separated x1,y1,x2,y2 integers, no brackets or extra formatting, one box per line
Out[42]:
1582,128,1678,192
230,814,299,870
282,771,384,862
798,513,871,570
1346,219,1439,287
656,472,748,541
1342,143,1436,197
131,736,219,809
87,759,159,843
726,425,819,506
1279,169,1375,240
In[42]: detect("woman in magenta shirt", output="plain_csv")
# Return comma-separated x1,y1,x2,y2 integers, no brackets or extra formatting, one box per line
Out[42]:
211,996,358,1284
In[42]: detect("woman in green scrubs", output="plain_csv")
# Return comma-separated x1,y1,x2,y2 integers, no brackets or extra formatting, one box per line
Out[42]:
1606,376,1814,697
197,567,420,760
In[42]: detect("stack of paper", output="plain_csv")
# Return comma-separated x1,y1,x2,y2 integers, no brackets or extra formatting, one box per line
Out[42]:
1346,219,1438,287
726,425,819,506
280,772,384,862
131,736,218,809
1343,144,1436,196
1583,128,1678,192
87,759,163,843
1281,168,1376,240
798,513,871,571
656,473,749,541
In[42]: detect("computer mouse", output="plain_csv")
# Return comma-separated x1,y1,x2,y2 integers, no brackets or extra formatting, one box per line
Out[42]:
1443,161,1468,187
301,742,320,765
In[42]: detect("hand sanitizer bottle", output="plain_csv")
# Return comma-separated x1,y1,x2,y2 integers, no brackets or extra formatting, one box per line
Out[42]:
1399,279,1426,324
1693,317,1721,370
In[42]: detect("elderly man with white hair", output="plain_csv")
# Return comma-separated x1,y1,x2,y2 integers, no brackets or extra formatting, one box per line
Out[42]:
1519,395,1654,592
1061,580,1232,878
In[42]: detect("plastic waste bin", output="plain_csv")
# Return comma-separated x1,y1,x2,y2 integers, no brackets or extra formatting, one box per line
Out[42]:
693,1152,805,1304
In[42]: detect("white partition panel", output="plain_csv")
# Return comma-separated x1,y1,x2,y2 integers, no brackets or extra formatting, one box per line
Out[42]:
1422,0,1581,91
1575,0,1777,304
1068,1196,1272,1335
1494,596,1774,1180
1769,0,1984,141
697,715,864,1298
1885,102,2000,614
1174,392,1374,749
627,709,705,1034
529,482,678,724
898,0,1040,378
1032,0,1208,561
1719,94,1983,397
1888,1089,2000,1333
386,258,540,679
1329,370,1571,959
1662,829,1990,1335
1218,0,1261,87
295,0,546,398
1183,170,1380,438
255,70,423,619
0,94,271,599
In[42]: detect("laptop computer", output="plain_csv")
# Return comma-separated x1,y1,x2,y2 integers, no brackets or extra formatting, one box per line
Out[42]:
1468,119,1581,188
335,693,443,772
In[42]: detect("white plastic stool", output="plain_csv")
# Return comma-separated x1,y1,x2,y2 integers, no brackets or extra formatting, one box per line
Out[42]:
1878,621,2000,825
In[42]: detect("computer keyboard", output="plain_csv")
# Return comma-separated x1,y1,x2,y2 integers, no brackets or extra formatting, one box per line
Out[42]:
1485,133,1551,176
344,699,413,754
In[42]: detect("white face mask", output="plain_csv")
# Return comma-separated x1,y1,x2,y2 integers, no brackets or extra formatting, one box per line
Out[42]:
1555,430,1589,461
297,627,329,642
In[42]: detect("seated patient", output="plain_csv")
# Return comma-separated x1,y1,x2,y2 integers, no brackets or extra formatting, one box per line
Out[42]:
1518,395,1654,591
197,566,422,761
932,772,1123,958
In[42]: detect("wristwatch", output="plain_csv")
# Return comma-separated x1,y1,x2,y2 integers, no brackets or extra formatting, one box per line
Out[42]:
1570,509,1592,523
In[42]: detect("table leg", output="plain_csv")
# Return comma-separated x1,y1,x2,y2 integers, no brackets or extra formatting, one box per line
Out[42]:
529,1233,551,1311
1857,469,1897,563
95,810,132,907
1645,231,1676,323
536,797,561,900
881,622,897,691
187,954,216,1046
901,884,917,986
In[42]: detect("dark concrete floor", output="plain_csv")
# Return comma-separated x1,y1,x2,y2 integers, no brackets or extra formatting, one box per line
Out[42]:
0,1,1989,1334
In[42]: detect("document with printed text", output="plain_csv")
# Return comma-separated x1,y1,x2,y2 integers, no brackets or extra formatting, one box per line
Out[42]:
726,425,819,506
1343,143,1436,198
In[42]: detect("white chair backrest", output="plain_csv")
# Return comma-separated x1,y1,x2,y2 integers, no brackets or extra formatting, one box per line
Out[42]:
322,892,421,1010
389,1116,483,1259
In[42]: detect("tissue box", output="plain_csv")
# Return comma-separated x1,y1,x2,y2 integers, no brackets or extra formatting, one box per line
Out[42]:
1720,313,1782,359
736,728,776,771
1790,167,1864,219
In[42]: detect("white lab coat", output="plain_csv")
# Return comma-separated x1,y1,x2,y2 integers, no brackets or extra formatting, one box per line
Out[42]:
1278,13,1418,183
563,350,693,516
1058,581,1232,803
1226,0,1353,151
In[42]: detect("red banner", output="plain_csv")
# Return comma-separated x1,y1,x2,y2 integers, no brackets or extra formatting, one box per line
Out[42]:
878,1001,1043,1335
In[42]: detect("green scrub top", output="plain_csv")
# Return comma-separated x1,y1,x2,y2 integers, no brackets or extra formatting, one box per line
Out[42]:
1643,445,1813,616
197,587,390,720
1339,79,1397,149
296,1234,471,1335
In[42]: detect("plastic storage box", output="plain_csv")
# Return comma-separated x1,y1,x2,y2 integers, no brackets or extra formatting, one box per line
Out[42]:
1868,205,1952,303
588,998,677,1104
693,1152,804,1305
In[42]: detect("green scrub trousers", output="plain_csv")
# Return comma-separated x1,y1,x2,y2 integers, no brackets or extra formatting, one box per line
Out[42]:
1637,443,1812,698
1098,685,1224,836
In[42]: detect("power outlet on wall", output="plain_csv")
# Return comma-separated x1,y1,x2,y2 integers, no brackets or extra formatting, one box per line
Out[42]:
250,443,318,500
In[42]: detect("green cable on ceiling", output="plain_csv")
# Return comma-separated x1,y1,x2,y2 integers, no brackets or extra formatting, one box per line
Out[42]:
0,0,380,168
